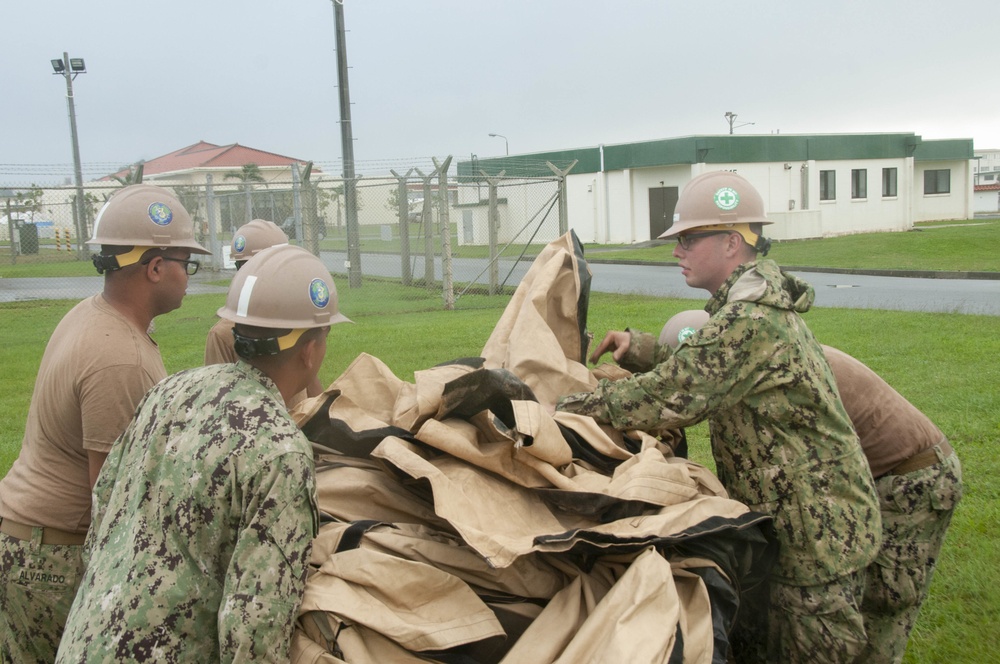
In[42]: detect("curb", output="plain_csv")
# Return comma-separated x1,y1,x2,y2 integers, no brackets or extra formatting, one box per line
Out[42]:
585,258,1000,281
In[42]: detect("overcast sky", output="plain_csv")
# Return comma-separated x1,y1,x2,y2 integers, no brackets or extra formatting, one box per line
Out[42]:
2,0,996,184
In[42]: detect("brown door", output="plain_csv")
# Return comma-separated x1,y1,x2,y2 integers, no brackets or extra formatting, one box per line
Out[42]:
649,186,678,240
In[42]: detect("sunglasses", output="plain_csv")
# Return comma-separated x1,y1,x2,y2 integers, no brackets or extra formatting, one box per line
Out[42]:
676,231,733,250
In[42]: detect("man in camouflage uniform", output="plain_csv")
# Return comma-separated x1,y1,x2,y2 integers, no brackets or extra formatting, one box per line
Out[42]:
204,218,321,410
0,185,209,663
557,171,881,663
660,313,963,664
822,346,962,664
56,245,351,663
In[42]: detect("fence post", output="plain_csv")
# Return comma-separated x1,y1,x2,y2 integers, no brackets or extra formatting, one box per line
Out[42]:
480,169,505,296
292,164,306,248
301,162,321,257
415,168,435,289
433,156,453,309
390,168,414,286
345,175,362,289
6,199,15,266
206,174,221,271
546,160,578,236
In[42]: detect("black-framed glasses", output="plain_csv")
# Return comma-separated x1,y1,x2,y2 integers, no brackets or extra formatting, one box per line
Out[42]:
676,231,733,251
142,255,200,276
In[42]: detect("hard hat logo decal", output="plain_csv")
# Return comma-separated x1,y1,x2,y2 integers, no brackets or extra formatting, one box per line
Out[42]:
713,187,740,211
677,326,697,345
147,202,174,226
309,278,330,309
234,235,247,253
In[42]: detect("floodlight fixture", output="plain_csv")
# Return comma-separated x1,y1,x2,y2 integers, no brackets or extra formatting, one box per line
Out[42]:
69,58,86,73
51,59,65,73
488,133,509,156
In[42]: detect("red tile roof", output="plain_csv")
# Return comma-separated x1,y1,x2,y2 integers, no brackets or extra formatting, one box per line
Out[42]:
104,141,312,180
974,183,1000,191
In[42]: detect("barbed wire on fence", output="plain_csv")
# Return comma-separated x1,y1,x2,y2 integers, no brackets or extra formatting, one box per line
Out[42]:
1,159,572,313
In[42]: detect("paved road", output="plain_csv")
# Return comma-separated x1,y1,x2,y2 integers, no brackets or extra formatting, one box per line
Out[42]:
316,252,1000,316
584,262,1000,316
3,253,999,316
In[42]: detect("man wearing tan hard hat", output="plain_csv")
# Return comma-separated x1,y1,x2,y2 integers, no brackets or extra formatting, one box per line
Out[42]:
58,244,350,662
203,219,323,409
557,171,880,663
655,309,962,664
0,184,209,662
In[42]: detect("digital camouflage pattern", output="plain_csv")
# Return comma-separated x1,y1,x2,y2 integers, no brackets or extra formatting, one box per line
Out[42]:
860,448,962,664
55,362,319,664
557,259,881,586
0,533,82,663
559,260,880,584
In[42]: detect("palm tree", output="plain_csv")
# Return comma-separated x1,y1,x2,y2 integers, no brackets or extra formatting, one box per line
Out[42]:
224,164,266,224
111,162,144,186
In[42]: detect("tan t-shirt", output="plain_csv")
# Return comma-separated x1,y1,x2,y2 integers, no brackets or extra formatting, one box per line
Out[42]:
823,345,945,478
205,318,239,365
0,294,166,533
204,317,309,409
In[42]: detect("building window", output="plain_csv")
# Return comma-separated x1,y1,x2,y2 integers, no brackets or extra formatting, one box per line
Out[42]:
882,168,897,197
820,170,836,201
851,169,867,199
924,169,951,194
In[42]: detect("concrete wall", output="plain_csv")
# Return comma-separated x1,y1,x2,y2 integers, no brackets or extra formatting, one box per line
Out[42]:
973,188,1000,214
912,160,973,222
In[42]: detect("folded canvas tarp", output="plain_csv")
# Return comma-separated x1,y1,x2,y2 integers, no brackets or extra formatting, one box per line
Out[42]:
290,231,775,663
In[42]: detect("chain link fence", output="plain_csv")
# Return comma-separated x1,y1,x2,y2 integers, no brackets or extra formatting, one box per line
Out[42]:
1,160,569,312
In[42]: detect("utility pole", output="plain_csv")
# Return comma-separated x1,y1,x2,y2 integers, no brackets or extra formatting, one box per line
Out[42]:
332,0,362,288
724,111,754,135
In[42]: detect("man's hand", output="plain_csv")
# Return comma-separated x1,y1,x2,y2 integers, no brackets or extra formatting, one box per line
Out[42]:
589,330,631,365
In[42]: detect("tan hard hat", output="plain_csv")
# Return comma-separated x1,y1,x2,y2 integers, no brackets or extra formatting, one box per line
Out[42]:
658,310,710,349
658,171,772,240
231,219,289,261
88,184,209,254
218,244,351,332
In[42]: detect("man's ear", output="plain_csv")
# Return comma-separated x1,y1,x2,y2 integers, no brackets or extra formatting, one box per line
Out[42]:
144,255,163,283
299,336,322,372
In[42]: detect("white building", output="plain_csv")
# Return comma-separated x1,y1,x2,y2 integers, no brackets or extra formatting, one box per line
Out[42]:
973,148,1000,214
458,133,975,244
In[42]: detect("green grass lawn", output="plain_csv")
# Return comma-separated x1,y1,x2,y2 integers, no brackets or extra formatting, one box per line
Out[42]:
0,285,997,663
586,218,1000,273
2,220,999,662
4,217,997,279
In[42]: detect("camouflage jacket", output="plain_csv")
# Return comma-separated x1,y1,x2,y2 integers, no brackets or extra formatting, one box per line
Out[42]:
56,362,319,663
558,259,880,585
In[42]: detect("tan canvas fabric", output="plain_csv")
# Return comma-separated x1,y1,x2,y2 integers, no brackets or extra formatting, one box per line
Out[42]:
310,521,567,602
369,435,752,568
312,455,449,530
293,353,480,435
499,548,715,664
293,232,773,662
0,294,165,532
300,546,505,651
294,615,431,664
480,233,596,406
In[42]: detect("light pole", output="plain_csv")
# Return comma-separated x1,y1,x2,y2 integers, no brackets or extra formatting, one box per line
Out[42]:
51,52,87,257
331,0,362,288
488,133,508,156
724,111,755,135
